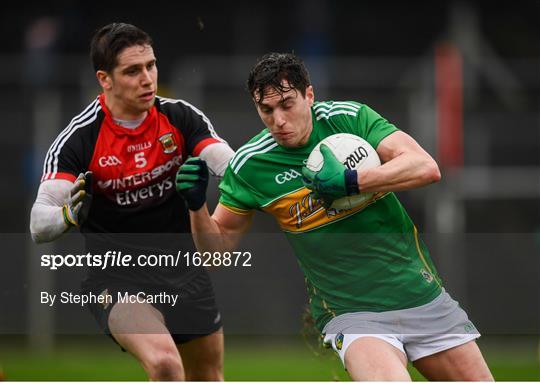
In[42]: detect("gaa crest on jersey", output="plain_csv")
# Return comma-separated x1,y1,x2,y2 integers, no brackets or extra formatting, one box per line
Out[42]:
335,332,344,350
159,133,177,154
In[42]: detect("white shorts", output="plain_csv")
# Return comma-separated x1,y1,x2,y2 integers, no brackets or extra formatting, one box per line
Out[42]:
322,289,480,365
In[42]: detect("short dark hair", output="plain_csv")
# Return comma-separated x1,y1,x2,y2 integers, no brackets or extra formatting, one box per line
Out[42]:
247,52,311,103
90,23,153,72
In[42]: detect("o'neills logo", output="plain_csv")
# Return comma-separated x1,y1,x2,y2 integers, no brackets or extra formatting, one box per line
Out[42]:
159,133,177,154
343,146,368,170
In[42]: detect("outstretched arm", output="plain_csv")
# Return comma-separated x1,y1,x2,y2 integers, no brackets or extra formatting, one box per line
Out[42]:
189,203,253,253
30,172,92,243
30,180,72,243
176,158,253,252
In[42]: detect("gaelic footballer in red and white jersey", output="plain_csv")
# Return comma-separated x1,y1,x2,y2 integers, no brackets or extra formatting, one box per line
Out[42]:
41,94,225,235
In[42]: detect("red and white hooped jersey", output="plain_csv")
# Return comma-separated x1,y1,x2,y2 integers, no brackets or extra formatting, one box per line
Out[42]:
41,94,223,234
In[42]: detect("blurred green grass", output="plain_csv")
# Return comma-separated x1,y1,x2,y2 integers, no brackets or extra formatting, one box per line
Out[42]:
0,335,537,381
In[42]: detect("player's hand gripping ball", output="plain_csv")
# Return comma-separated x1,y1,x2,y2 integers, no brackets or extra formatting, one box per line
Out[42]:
302,133,381,210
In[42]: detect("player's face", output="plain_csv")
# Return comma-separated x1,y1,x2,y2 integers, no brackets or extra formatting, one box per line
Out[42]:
254,81,314,148
98,44,157,120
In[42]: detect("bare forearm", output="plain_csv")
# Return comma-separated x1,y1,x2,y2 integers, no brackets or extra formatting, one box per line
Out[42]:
358,152,441,193
189,205,240,253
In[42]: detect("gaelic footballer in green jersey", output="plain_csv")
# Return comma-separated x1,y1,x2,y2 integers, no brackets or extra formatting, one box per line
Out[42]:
219,101,442,331
176,53,493,380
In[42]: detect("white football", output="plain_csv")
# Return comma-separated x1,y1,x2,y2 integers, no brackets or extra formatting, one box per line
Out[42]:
306,133,381,210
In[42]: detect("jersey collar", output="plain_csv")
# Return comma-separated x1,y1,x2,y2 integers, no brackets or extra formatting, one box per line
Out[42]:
98,94,157,136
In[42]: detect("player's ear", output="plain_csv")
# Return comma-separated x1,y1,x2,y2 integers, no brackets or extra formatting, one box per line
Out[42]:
305,85,314,105
96,70,113,90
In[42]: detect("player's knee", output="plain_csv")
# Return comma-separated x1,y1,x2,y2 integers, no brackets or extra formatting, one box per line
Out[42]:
145,352,184,381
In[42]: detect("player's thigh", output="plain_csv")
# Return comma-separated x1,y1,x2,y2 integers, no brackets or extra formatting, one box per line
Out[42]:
108,301,183,373
177,327,224,381
345,336,411,381
413,340,493,381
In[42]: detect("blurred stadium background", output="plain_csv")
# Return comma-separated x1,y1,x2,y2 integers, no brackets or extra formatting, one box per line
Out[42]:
0,0,538,380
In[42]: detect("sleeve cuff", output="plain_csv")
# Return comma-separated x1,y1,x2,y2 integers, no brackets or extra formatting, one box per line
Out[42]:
41,172,78,183
192,138,221,157
219,203,252,216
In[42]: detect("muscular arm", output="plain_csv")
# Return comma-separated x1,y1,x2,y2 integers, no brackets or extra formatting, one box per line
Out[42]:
30,180,73,243
358,131,441,193
189,203,253,253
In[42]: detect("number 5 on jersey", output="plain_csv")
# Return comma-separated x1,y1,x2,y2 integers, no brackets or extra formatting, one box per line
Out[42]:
134,152,147,168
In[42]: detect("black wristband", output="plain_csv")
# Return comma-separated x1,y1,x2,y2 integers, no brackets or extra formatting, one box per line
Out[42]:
344,169,359,196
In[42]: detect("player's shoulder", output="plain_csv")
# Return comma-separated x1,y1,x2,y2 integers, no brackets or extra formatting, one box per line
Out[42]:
68,97,103,125
59,97,103,141
156,96,206,118
228,129,277,176
312,100,365,121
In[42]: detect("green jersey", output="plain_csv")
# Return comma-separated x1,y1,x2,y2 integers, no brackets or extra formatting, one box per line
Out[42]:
220,101,442,331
